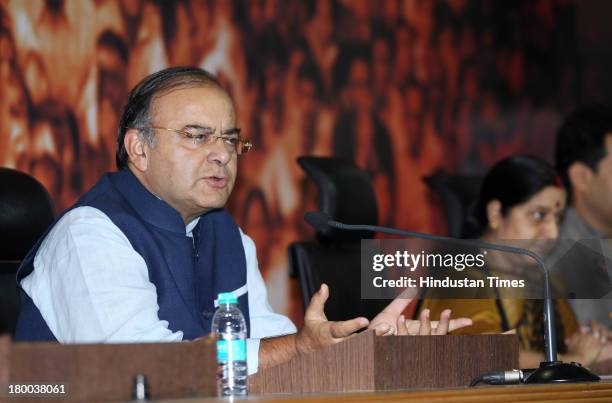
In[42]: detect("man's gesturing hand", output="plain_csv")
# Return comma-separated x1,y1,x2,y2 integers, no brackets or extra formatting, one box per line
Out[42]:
397,308,473,336
369,295,473,336
295,284,369,355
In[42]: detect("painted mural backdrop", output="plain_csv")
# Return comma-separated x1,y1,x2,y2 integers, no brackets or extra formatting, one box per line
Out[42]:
0,0,600,323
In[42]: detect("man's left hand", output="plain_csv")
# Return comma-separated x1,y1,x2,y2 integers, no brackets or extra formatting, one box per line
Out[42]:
295,283,370,355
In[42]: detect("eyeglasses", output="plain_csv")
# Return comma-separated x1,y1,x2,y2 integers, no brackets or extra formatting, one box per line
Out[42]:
146,125,253,155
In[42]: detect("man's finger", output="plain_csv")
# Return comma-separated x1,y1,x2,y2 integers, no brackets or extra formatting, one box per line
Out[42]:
305,283,329,321
329,317,369,339
382,293,413,316
419,309,431,335
397,315,408,336
398,287,418,300
372,323,391,336
448,317,473,332
433,309,451,335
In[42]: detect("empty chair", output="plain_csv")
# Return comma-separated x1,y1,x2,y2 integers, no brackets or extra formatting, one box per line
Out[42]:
424,170,483,238
0,167,54,336
289,156,389,321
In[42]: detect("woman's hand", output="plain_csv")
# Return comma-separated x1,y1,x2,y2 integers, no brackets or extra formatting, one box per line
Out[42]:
564,330,606,366
584,321,610,343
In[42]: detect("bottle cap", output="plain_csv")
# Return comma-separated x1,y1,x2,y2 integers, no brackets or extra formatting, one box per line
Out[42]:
218,292,238,304
132,374,150,401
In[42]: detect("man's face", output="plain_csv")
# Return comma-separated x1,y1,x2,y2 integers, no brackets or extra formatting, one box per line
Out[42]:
584,134,612,230
139,85,238,223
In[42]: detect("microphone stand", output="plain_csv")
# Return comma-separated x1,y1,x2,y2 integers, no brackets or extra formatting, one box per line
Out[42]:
305,212,599,383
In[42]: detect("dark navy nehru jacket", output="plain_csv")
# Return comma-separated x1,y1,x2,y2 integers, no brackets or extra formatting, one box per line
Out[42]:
15,169,250,341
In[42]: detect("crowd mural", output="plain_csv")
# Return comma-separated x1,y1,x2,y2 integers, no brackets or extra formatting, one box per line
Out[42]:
0,0,587,320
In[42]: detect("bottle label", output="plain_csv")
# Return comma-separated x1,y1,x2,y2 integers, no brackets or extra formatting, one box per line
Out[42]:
216,339,247,363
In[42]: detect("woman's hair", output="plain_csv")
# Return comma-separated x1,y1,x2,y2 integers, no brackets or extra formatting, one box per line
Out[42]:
468,155,561,236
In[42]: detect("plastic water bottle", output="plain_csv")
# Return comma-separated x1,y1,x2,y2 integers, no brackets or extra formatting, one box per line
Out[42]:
212,292,248,396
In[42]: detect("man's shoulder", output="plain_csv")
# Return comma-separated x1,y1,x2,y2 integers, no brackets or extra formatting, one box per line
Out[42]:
56,206,114,228
42,206,125,247
75,173,127,211
560,207,601,239
33,206,134,269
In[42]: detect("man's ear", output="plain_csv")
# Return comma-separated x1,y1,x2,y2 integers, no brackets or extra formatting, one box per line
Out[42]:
486,199,502,230
124,128,149,172
568,162,593,194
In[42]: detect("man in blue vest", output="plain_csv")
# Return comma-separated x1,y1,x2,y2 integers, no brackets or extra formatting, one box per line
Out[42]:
15,67,470,374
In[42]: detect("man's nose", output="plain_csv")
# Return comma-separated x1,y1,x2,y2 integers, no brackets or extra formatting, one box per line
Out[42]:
206,137,231,165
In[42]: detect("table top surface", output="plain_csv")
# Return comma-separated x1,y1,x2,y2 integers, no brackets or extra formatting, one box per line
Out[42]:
164,381,612,403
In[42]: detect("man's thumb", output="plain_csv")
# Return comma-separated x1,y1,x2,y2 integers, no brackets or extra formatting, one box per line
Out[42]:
306,283,329,318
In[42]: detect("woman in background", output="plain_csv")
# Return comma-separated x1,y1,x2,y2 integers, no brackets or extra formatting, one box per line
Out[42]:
419,155,609,367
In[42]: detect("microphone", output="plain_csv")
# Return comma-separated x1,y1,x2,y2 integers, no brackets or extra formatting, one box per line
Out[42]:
304,211,599,384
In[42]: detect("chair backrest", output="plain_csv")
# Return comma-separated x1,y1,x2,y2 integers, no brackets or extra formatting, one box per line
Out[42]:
424,170,483,238
298,156,378,242
289,157,388,321
0,167,54,335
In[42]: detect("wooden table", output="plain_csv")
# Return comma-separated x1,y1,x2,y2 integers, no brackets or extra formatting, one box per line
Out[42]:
4,334,611,402
167,381,612,403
